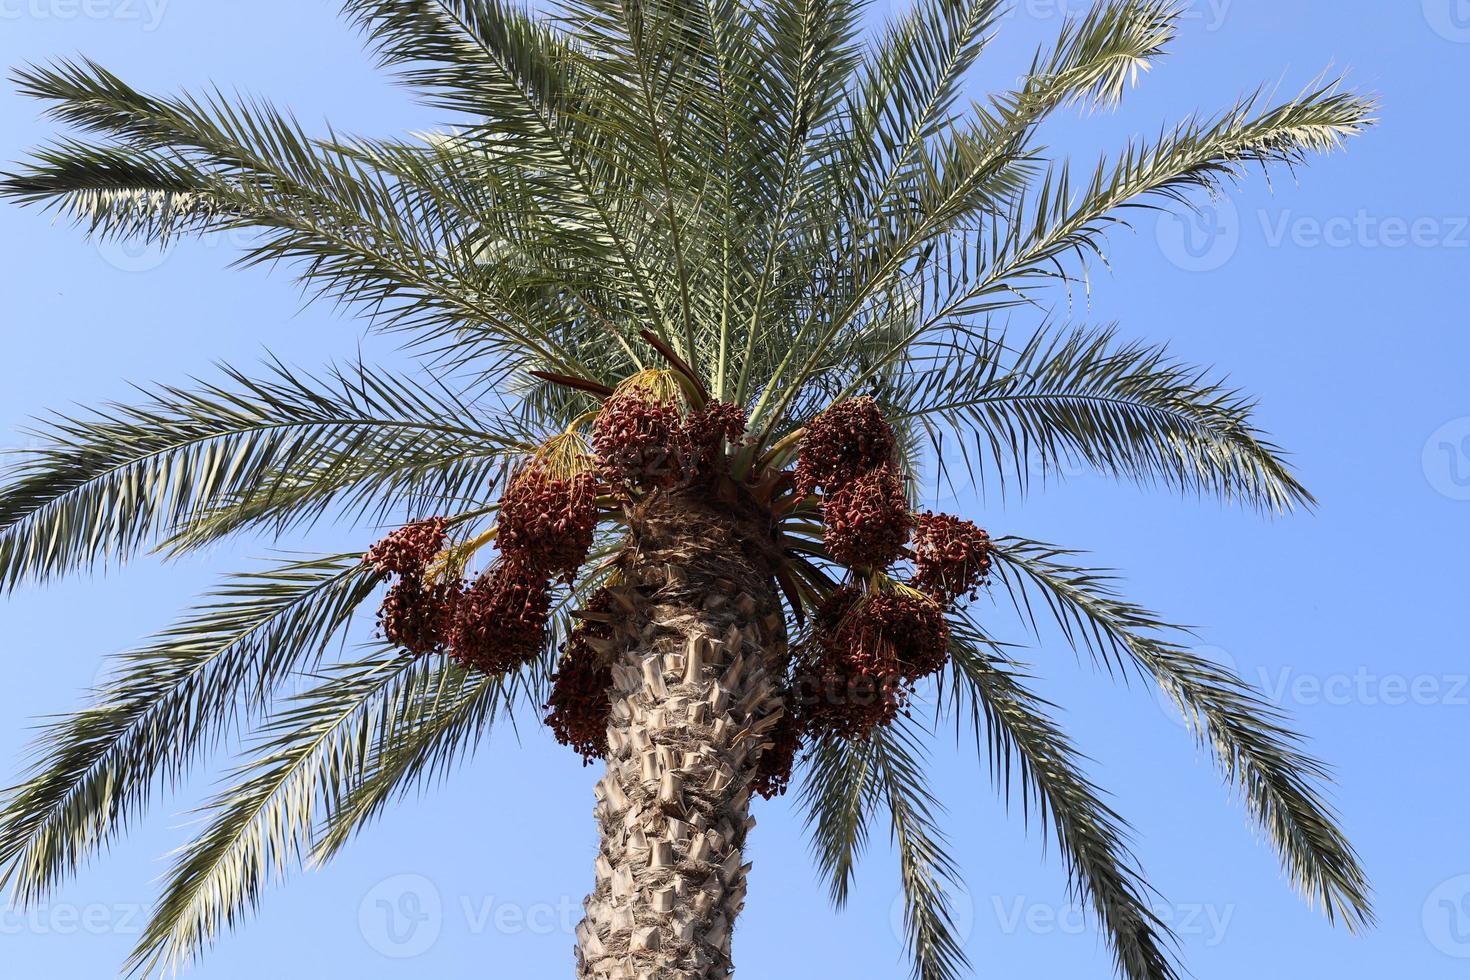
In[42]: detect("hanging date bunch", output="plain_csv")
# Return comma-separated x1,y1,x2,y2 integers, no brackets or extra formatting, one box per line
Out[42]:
793,396,897,499
911,511,992,603
751,696,803,799
593,368,749,490
684,398,748,475
791,585,950,740
449,558,553,674
592,370,692,490
496,433,598,584
545,588,620,764
772,397,998,749
450,433,603,673
822,463,911,569
363,517,459,656
795,397,911,570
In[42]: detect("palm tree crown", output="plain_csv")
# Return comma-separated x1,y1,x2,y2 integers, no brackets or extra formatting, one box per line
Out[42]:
0,1,1373,978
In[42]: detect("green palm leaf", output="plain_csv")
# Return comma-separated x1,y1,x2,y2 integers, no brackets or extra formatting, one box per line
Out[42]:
893,323,1312,509
0,360,519,589
0,554,376,903
989,537,1372,929
947,625,1181,980
873,717,970,980
126,652,432,976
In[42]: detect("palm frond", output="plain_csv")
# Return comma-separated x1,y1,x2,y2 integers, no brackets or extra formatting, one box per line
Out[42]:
948,78,1376,318
1027,0,1179,111
308,662,523,865
341,0,690,356
0,139,228,242
989,537,1373,929
892,323,1313,510
126,652,428,976
747,0,1191,433
6,58,591,371
0,554,376,903
0,359,518,590
798,732,878,907
308,578,598,863
947,624,1181,980
726,0,866,401
873,716,970,980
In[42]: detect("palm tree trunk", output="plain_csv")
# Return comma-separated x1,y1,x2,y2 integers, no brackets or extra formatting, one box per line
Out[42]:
575,489,786,979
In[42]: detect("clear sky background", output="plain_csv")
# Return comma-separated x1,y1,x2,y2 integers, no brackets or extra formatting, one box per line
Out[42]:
0,2,1465,977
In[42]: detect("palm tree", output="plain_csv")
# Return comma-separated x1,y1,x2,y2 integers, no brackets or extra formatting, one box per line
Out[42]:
0,1,1373,977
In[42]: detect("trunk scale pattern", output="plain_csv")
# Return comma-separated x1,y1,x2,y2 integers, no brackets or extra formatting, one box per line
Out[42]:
575,492,786,979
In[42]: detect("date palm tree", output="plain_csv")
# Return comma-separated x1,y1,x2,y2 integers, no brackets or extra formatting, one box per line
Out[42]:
0,1,1373,978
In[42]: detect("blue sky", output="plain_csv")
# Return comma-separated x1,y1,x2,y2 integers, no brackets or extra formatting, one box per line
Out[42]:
1,2,1466,977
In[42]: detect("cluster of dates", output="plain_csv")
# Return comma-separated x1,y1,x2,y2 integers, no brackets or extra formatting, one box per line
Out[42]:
365,453,596,676
365,376,748,753
365,387,992,796
592,375,747,490
748,398,993,795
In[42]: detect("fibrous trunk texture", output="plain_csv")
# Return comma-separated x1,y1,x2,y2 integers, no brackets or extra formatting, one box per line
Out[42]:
575,490,786,979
